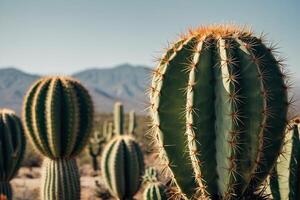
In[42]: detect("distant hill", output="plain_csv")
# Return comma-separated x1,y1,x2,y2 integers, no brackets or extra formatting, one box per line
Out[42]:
0,64,151,114
0,64,300,117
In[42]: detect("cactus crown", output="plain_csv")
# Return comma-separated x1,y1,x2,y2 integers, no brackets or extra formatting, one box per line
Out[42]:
150,25,288,199
23,76,94,159
0,109,25,182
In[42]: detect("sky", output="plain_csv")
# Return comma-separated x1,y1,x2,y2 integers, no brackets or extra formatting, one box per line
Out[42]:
0,0,299,75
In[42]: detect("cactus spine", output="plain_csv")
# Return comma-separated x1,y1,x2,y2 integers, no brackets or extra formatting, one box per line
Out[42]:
0,109,26,200
149,25,288,199
269,117,300,200
88,121,113,171
101,135,144,199
22,76,94,200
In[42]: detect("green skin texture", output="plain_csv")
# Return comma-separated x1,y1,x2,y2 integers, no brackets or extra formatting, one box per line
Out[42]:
114,102,136,135
101,136,144,200
150,33,287,199
22,77,94,200
269,121,300,200
88,121,113,171
143,182,167,200
0,110,25,200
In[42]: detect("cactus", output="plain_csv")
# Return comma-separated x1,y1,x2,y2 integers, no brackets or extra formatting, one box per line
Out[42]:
128,111,136,135
22,76,94,200
143,182,167,200
149,25,288,199
88,121,113,171
113,102,137,136
0,109,26,200
268,117,300,200
143,167,158,184
101,135,144,199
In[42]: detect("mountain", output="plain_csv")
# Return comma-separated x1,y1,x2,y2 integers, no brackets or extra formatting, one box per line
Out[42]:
0,64,151,114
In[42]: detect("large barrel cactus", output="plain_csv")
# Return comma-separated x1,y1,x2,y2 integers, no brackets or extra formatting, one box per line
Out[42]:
268,117,300,200
0,109,26,200
101,135,144,199
22,76,94,200
149,25,289,199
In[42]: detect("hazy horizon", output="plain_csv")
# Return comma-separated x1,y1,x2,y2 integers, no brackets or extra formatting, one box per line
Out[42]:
0,0,299,74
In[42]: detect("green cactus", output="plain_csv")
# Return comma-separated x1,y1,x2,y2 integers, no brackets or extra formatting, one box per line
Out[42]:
143,167,158,184
128,111,136,135
143,182,167,200
88,121,113,171
101,135,144,200
0,109,26,200
149,25,288,199
22,76,94,200
268,117,300,200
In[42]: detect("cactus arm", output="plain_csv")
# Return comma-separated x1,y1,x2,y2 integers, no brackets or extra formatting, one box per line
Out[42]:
69,79,94,157
45,78,62,158
114,102,124,135
128,111,136,135
60,79,79,157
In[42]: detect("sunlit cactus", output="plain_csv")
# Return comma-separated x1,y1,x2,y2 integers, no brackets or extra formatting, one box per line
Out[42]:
0,109,26,200
22,76,94,200
143,167,158,184
88,121,113,171
128,111,136,135
101,135,144,199
143,182,167,200
268,117,300,200
149,25,289,199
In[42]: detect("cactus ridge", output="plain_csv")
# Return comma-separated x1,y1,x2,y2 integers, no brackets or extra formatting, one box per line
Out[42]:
101,135,144,199
269,117,300,200
23,76,94,159
143,182,167,200
0,109,25,200
41,158,80,200
149,25,288,199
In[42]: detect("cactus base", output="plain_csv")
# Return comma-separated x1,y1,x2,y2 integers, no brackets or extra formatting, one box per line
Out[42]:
41,158,80,200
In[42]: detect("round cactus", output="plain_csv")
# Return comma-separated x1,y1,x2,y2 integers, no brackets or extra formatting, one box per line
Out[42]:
143,182,167,200
268,117,300,200
149,25,288,199
0,109,26,200
22,76,94,200
101,135,144,199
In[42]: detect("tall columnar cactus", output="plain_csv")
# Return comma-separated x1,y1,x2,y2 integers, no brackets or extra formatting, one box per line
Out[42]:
113,102,137,135
0,109,26,200
149,25,289,199
22,76,94,200
101,135,144,200
128,111,136,135
114,102,124,135
268,117,300,200
88,121,113,171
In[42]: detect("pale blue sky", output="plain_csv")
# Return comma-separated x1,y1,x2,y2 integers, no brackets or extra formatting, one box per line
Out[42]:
0,0,299,74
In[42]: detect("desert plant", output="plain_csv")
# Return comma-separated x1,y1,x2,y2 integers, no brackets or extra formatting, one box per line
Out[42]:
142,167,158,184
88,121,113,171
22,76,94,200
149,25,289,199
0,109,26,200
143,167,168,200
114,102,136,135
101,135,144,200
268,117,300,200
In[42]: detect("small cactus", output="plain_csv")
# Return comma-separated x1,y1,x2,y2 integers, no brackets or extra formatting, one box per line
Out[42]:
268,117,300,200
149,25,288,199
143,182,167,200
142,167,158,184
114,102,137,135
0,109,26,200
101,135,144,199
22,76,94,200
88,121,113,171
